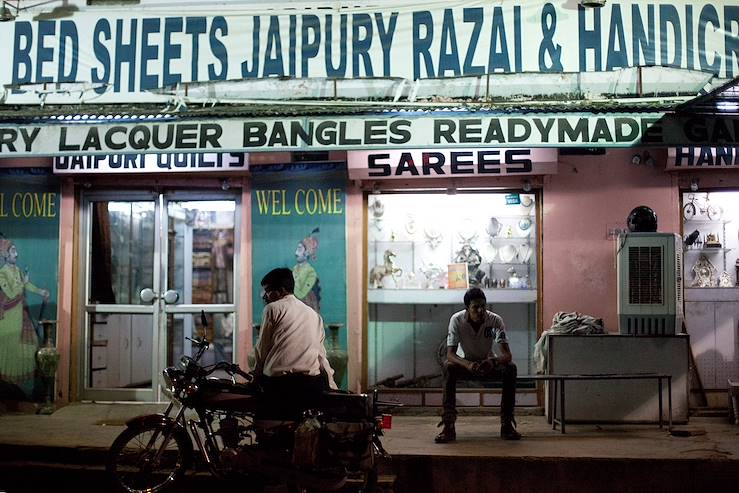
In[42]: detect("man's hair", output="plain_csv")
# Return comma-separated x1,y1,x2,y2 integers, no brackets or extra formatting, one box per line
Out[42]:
261,267,295,293
463,287,486,307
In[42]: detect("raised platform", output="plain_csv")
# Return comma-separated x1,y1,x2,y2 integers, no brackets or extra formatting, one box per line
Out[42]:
0,404,737,493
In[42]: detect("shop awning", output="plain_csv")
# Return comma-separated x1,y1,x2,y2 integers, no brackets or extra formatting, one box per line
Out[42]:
676,76,739,115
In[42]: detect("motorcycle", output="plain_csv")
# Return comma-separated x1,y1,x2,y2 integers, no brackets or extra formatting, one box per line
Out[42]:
107,312,394,493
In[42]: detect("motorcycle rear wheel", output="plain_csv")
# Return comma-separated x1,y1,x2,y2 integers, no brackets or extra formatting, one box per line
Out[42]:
107,422,191,493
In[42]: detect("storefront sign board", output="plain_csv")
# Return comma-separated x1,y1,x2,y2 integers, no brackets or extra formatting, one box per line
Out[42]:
0,1,735,104
0,113,667,156
346,148,557,180
667,147,739,170
52,152,249,174
3,113,739,157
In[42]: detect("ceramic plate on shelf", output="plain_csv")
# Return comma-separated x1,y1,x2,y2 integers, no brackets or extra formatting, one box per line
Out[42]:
486,217,502,238
520,194,534,208
518,244,532,263
486,245,498,262
517,217,532,236
499,244,517,263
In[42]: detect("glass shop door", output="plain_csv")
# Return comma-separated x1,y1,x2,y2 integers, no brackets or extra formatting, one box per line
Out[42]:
80,191,240,402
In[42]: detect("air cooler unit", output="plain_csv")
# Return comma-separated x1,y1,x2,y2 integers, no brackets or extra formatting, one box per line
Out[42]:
617,233,683,335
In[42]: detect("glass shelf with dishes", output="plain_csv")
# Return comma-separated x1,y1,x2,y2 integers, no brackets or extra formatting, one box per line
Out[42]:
367,193,537,298
682,191,738,288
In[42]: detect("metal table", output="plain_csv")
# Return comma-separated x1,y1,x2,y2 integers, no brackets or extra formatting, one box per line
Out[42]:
520,373,672,434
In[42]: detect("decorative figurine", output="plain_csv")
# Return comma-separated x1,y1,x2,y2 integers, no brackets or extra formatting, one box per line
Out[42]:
718,271,733,288
506,267,520,289
369,197,385,231
369,250,403,289
454,242,483,286
704,233,722,248
420,263,444,289
691,254,717,287
405,213,417,236
424,225,443,249
486,217,501,242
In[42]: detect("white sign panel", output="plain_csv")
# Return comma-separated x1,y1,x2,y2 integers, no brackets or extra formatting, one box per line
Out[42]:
0,1,737,103
347,148,557,180
53,152,249,174
0,113,674,156
667,147,739,170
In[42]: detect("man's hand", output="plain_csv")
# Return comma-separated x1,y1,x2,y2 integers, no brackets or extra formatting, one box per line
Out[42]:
475,357,497,376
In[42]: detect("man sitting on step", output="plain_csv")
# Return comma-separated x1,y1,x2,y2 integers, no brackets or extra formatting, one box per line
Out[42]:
435,287,522,443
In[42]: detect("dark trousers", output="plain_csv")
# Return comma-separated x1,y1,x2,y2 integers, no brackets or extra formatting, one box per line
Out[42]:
259,373,327,420
442,362,517,424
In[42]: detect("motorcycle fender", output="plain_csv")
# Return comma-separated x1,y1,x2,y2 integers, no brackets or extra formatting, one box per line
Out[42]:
125,413,179,429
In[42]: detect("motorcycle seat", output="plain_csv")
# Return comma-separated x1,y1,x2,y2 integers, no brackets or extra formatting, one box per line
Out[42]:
319,391,372,420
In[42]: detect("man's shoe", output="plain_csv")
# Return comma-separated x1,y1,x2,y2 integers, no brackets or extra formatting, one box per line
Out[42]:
500,422,522,440
434,422,456,443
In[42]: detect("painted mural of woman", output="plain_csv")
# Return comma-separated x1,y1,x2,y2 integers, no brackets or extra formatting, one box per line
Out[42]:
292,227,321,313
0,235,50,398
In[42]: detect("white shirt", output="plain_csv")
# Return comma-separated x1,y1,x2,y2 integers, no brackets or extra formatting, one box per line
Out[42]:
446,309,508,362
255,294,338,389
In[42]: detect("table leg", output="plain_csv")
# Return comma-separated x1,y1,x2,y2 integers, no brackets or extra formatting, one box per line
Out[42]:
658,377,663,429
560,379,566,434
668,376,672,431
552,379,558,430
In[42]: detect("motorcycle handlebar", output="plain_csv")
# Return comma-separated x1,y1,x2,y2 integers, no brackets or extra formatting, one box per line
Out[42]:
204,361,254,382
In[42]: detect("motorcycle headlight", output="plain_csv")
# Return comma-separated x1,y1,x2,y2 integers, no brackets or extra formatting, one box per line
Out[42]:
161,368,181,397
184,382,199,397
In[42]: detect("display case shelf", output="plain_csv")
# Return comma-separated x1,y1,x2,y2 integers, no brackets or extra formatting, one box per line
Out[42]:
367,288,537,304
683,219,731,225
683,248,733,253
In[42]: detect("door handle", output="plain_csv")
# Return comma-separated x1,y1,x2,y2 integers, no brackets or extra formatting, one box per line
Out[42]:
162,290,180,304
139,288,157,304
140,288,179,304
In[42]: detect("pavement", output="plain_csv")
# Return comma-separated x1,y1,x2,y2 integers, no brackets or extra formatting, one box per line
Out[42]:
0,402,738,492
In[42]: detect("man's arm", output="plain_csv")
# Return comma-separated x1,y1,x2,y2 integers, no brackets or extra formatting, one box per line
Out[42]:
496,342,513,365
446,345,476,372
253,307,274,376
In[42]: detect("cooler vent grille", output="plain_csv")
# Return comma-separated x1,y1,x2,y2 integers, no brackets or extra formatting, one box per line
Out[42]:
628,246,663,305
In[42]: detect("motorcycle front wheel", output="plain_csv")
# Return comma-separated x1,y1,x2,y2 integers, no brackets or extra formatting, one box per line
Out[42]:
107,422,192,493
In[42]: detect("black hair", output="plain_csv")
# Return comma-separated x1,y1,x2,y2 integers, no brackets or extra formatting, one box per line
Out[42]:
463,287,486,307
261,267,295,293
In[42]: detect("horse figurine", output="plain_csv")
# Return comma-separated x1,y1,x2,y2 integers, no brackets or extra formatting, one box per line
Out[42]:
369,249,403,288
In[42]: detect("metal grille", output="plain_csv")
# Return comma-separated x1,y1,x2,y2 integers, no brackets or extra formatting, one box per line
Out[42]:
628,246,663,305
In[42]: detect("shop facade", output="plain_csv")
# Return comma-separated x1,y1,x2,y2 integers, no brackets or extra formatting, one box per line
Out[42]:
2,140,739,410
1,1,738,411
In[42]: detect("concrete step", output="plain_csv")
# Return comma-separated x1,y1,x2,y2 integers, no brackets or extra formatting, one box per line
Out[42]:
690,407,729,418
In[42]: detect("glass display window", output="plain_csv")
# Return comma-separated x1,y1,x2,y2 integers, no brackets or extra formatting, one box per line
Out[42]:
681,190,739,393
681,191,739,288
366,191,538,389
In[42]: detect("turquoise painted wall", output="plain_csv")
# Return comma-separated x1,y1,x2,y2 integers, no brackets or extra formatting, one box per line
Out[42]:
251,165,348,387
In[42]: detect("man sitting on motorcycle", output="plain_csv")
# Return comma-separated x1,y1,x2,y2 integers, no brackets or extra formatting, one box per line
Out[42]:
255,267,338,420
